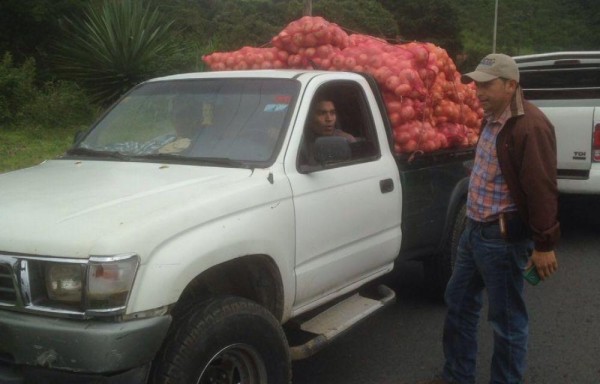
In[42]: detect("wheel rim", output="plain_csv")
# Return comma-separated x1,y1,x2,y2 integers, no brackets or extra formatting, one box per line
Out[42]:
197,343,268,384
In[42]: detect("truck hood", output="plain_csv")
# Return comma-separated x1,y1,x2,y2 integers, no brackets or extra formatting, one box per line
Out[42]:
0,160,274,258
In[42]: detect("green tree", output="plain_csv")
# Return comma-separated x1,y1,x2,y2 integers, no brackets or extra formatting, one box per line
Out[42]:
160,0,398,55
454,0,600,69
0,0,88,80
379,0,462,57
155,0,298,56
313,0,399,38
53,0,178,105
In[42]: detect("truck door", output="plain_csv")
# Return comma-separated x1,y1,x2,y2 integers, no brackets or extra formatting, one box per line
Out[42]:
285,79,402,310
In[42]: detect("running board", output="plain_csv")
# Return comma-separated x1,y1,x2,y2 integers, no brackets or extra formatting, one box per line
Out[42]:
288,285,395,360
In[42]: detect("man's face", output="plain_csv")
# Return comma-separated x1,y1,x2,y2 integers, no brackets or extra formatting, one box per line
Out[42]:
311,101,337,136
475,78,517,118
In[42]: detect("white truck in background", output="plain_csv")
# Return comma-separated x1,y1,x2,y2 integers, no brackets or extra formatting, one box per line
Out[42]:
514,51,600,194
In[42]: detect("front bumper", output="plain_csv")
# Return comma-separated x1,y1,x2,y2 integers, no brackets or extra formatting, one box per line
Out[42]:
0,310,171,382
0,361,150,384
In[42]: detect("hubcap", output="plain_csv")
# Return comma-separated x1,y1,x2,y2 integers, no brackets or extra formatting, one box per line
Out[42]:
198,344,268,384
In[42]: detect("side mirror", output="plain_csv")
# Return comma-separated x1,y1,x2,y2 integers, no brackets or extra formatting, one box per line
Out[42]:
313,136,351,165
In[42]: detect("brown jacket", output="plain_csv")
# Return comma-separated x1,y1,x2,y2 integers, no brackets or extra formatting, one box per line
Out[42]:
494,100,560,252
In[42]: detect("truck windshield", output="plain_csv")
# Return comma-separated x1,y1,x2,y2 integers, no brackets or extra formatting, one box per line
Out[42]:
73,78,299,166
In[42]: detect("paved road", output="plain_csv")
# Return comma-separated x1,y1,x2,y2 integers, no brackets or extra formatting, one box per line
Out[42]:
292,196,600,384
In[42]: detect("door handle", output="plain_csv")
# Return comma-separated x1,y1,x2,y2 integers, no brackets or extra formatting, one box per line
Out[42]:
380,178,394,194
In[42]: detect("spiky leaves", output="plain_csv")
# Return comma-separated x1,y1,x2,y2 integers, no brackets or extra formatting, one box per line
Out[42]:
54,0,176,105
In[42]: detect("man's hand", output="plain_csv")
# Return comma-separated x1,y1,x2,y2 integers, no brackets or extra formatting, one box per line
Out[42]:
527,250,558,280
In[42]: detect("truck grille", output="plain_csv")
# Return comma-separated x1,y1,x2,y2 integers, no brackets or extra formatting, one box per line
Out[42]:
0,262,17,304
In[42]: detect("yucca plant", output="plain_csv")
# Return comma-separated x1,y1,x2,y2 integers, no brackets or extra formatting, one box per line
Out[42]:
54,0,177,106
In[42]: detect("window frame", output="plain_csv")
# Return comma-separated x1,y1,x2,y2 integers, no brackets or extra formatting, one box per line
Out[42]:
516,55,600,100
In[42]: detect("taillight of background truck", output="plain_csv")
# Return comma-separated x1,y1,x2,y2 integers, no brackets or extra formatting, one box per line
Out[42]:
594,123,600,162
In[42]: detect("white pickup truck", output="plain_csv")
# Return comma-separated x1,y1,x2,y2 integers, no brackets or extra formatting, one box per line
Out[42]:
514,51,600,194
0,70,473,383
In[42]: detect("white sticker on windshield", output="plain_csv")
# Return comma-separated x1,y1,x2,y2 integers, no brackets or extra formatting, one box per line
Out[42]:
264,104,288,112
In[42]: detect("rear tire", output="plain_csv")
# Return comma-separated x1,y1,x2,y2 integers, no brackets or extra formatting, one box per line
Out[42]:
425,201,466,299
150,296,291,384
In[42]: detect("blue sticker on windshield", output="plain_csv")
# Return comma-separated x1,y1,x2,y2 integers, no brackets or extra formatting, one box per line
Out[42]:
264,104,288,112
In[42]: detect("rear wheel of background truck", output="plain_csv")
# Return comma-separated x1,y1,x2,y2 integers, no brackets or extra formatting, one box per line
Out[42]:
425,201,466,299
150,296,291,384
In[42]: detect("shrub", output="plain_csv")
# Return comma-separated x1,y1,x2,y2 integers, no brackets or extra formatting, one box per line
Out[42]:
0,53,36,125
53,0,178,106
21,81,97,129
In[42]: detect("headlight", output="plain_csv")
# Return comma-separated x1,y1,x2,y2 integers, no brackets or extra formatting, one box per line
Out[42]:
22,254,139,317
87,255,139,312
46,263,84,303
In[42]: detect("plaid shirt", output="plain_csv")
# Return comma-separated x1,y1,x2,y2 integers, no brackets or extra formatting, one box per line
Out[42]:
467,107,518,222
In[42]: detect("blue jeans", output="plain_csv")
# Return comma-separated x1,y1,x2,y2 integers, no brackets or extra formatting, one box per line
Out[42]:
442,219,532,384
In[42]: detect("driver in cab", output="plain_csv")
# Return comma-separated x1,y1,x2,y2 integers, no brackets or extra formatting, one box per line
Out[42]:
301,97,357,166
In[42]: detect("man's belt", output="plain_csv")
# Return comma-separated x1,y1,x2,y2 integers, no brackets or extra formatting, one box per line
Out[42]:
469,211,528,242
469,211,520,227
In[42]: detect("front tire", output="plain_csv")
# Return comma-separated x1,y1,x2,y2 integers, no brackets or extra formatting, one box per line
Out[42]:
150,296,291,384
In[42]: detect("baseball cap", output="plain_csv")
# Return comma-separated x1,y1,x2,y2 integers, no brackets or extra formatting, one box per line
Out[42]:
461,53,520,84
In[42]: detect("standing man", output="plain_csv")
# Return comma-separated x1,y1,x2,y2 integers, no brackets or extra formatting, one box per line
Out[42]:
421,53,560,384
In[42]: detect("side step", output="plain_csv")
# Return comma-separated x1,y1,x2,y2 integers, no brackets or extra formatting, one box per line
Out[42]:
287,285,395,360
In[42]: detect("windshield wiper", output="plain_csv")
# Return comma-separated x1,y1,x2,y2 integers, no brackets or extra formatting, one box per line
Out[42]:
139,154,249,168
195,157,249,168
136,153,185,161
65,147,131,160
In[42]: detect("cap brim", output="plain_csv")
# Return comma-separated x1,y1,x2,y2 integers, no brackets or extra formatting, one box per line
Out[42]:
460,71,499,84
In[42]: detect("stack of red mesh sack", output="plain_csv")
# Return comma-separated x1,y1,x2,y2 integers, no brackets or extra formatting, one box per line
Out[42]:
203,16,483,154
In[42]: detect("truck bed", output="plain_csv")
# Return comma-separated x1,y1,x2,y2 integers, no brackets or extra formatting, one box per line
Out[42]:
395,147,474,260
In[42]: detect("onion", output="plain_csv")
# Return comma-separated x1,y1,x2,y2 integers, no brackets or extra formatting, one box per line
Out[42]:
202,16,483,155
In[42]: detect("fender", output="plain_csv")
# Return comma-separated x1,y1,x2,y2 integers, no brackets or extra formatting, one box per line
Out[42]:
127,196,296,318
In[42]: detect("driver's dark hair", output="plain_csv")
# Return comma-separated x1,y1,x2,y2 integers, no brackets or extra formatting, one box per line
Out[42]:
313,91,335,106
